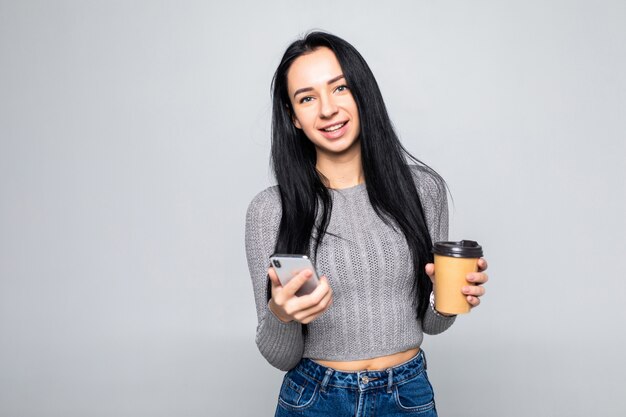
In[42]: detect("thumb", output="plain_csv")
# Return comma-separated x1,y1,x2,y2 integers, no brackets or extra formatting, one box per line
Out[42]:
424,263,435,284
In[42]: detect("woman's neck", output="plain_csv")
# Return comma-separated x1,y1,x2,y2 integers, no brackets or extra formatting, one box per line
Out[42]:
316,147,364,189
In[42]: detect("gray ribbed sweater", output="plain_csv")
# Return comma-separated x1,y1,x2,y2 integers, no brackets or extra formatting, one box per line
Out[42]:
245,165,456,371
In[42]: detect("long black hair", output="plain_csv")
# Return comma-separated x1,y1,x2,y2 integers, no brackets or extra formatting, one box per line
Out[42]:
269,31,446,321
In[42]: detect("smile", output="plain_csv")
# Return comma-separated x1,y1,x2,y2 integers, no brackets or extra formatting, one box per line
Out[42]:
321,122,347,132
318,120,350,140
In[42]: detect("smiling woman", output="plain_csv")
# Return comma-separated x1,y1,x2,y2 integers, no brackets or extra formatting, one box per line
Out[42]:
245,31,489,417
287,48,361,162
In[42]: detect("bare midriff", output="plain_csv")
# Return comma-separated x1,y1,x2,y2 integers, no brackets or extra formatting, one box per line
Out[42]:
312,347,420,372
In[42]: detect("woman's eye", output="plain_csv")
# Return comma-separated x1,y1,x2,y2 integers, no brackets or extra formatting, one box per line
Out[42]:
335,85,349,93
299,96,313,104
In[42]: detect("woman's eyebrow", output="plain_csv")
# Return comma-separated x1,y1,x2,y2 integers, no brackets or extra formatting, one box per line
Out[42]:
293,74,345,99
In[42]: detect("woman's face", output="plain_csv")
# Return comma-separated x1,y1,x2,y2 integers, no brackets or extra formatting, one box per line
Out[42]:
286,47,361,158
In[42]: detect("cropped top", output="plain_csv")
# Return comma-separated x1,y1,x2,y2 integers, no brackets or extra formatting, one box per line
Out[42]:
245,165,456,371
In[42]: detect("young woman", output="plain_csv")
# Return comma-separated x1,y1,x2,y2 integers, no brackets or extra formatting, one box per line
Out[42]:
245,32,489,417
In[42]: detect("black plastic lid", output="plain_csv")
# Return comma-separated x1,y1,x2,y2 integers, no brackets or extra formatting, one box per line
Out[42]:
432,240,483,258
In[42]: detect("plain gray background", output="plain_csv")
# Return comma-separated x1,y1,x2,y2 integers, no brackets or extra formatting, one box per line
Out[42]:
1,1,624,416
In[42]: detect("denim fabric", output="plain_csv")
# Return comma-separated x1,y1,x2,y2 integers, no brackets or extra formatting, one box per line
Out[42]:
275,350,437,417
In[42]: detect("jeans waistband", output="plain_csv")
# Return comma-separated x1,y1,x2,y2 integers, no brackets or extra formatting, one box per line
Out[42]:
295,349,427,393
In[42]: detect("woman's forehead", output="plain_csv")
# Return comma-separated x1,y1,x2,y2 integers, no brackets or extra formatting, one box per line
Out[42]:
287,47,343,92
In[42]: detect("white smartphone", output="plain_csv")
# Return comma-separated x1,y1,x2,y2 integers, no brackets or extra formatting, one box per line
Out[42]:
269,254,320,296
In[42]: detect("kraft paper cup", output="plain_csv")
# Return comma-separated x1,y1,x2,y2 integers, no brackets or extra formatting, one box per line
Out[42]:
432,240,484,315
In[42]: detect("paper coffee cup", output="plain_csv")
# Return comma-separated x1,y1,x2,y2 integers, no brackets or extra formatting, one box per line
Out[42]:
432,240,484,315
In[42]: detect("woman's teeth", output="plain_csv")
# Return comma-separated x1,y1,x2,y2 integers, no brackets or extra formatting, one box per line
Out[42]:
323,122,346,132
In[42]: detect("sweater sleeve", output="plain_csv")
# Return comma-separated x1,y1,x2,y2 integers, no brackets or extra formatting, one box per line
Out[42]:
410,165,457,334
245,187,304,371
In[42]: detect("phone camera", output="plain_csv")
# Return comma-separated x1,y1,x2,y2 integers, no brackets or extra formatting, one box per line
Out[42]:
273,259,282,268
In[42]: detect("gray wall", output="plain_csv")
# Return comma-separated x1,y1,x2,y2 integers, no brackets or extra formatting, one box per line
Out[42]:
1,1,624,416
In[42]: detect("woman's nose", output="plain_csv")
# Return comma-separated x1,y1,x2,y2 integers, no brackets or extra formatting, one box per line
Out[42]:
319,94,338,119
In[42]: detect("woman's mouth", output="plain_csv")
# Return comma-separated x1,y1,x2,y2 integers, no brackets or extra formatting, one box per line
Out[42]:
319,121,349,139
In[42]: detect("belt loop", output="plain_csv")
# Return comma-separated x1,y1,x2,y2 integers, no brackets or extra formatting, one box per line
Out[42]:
422,349,428,370
320,367,333,393
386,367,393,393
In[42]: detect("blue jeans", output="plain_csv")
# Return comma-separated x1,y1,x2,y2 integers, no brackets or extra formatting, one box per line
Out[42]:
275,350,438,416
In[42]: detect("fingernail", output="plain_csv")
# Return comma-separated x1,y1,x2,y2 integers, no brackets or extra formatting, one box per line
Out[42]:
463,286,470,293
466,275,474,281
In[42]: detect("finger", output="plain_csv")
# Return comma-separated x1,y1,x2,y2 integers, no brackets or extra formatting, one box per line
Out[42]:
289,278,332,322
462,285,486,297
293,288,333,323
424,263,435,282
467,272,488,285
295,276,331,308
468,295,481,308
282,269,314,296
298,292,334,324
477,258,488,272
267,267,281,288
299,310,324,324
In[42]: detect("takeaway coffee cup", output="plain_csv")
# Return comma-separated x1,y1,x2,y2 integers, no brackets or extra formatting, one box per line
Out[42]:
432,240,484,315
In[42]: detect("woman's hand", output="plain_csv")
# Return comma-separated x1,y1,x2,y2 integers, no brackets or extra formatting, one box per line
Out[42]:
267,267,333,324
425,257,489,309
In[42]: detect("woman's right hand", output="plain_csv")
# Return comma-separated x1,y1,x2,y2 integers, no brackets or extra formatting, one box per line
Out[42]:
267,267,333,324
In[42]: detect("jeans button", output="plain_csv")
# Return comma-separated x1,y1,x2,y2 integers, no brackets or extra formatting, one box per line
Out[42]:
362,376,369,384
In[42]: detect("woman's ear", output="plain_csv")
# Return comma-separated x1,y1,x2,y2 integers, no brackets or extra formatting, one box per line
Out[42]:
292,115,302,129
286,104,302,129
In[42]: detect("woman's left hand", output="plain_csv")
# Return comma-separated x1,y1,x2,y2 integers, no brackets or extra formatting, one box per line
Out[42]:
425,257,489,309
463,258,489,308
